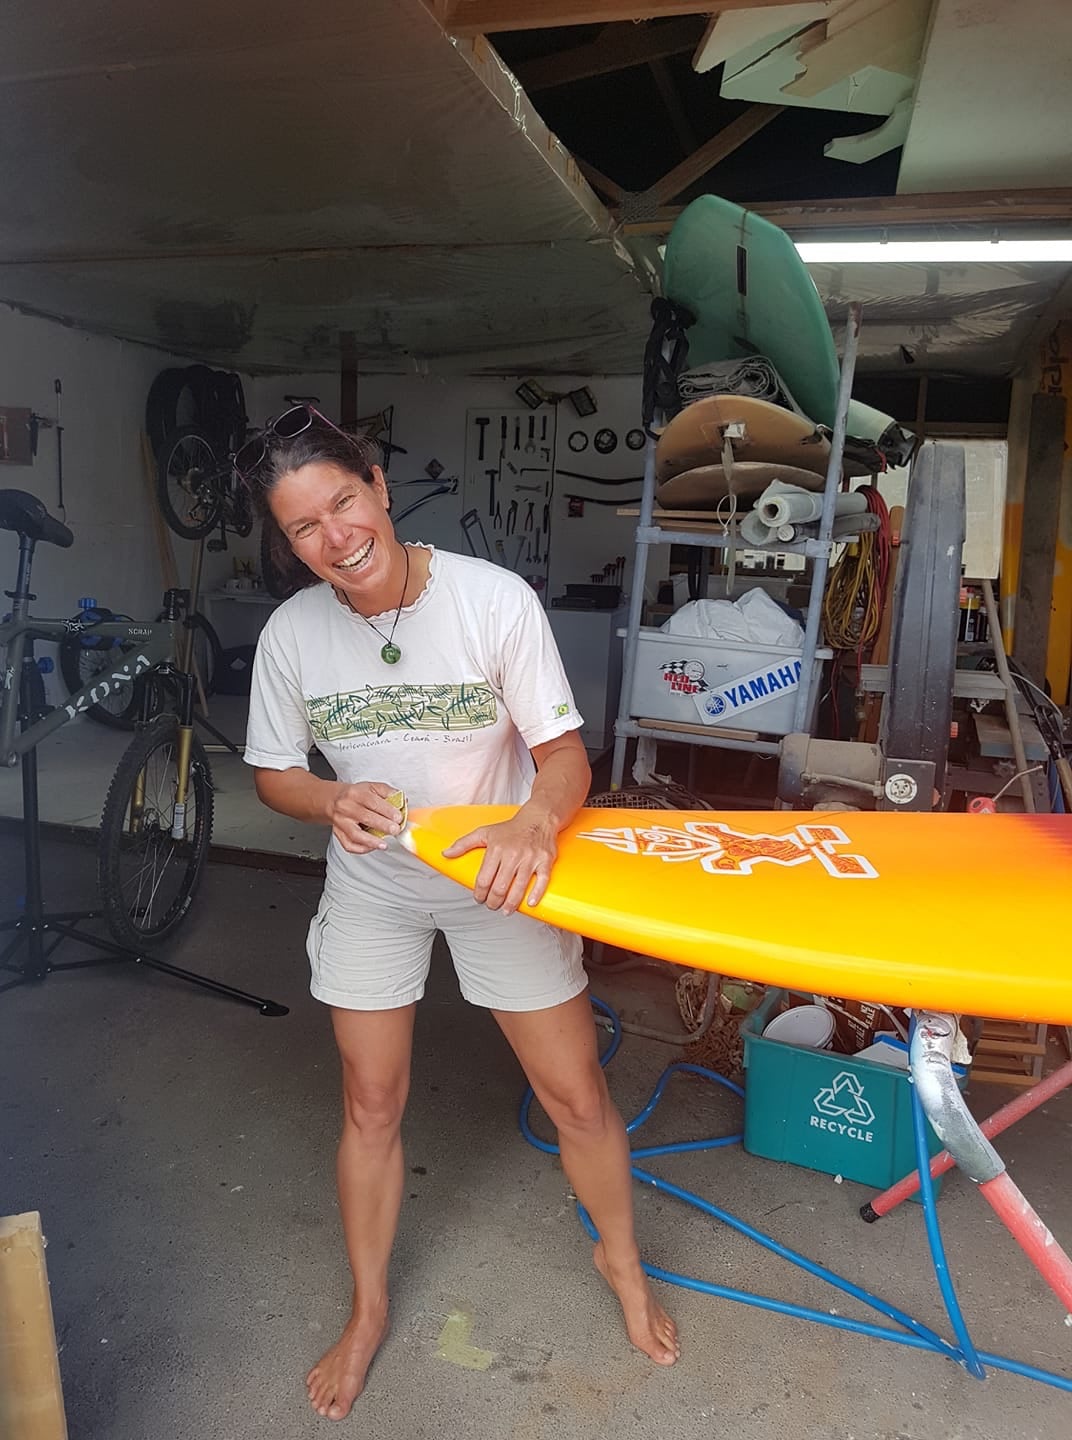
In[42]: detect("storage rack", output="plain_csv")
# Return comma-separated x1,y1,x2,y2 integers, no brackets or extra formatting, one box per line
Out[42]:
609,303,863,786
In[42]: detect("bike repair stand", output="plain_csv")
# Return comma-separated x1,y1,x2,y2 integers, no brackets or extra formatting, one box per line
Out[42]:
0,619,286,1015
184,532,242,757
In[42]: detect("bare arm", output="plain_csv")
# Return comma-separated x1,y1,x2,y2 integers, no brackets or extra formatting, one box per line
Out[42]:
254,767,405,855
441,729,591,912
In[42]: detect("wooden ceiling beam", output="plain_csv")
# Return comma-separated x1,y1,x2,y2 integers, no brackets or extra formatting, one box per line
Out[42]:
615,189,1072,235
511,16,704,90
647,104,785,205
439,2,801,38
574,157,627,204
649,56,700,156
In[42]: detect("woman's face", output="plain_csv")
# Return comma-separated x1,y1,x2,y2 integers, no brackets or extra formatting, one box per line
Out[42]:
269,460,397,602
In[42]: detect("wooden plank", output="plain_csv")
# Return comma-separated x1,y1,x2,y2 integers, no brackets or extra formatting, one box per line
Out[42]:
512,16,704,90
974,1038,1047,1055
140,431,179,592
615,186,1072,236
973,712,1049,763
648,105,785,204
970,1071,1042,1088
0,1212,68,1440
441,2,795,37
1013,391,1066,687
574,157,626,203
618,505,735,521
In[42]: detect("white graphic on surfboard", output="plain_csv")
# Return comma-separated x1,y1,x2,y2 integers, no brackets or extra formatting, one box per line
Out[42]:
576,821,878,879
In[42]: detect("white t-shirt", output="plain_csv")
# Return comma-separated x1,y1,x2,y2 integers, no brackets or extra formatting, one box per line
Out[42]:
244,546,583,896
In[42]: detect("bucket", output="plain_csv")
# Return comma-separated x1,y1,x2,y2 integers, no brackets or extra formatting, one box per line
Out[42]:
763,1004,834,1050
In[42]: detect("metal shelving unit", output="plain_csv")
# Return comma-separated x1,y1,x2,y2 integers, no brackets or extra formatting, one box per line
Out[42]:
609,302,863,785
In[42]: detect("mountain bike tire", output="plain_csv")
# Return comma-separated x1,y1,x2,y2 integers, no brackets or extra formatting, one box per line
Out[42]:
156,425,224,539
98,715,214,949
145,368,189,455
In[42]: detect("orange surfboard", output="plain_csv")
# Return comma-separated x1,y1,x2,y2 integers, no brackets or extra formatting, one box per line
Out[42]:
403,807,1072,1025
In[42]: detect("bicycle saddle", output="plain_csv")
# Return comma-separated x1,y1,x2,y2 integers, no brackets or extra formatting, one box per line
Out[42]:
0,489,74,548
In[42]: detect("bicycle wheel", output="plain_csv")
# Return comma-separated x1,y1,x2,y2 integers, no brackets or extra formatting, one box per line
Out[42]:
98,715,214,949
59,622,142,730
156,425,224,539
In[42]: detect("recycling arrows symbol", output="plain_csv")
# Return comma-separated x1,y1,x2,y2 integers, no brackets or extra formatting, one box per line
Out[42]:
813,1071,876,1125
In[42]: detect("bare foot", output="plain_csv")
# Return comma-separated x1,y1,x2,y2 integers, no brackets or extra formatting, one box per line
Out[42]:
593,1240,679,1366
305,1308,389,1420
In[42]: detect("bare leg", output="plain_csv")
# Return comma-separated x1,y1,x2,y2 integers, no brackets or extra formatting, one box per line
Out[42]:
305,1003,416,1420
494,993,679,1366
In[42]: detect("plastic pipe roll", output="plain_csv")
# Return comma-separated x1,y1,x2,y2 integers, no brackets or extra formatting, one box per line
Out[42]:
759,488,869,528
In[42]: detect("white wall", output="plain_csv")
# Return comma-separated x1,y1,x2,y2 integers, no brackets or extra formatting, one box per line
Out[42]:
248,372,668,605
1,306,666,709
0,306,258,694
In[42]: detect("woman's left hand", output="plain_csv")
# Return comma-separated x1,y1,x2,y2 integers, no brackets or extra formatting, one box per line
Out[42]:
441,811,558,914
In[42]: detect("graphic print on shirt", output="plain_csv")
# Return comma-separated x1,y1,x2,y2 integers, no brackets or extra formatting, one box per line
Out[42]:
306,683,498,741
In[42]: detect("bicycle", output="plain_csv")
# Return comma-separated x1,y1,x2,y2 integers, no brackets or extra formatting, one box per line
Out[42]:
0,489,283,1014
57,600,224,729
155,424,254,545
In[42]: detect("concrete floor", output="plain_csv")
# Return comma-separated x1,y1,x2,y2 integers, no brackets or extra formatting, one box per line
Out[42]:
0,698,315,859
2,829,1071,1440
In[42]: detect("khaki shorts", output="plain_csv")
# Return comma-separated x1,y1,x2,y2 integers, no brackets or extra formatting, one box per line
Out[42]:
306,868,587,1013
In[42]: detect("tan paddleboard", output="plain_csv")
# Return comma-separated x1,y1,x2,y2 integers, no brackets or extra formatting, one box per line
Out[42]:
656,461,826,510
656,395,830,484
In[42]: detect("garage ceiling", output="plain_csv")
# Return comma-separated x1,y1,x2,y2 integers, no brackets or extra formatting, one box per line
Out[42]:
3,0,1071,378
0,0,651,374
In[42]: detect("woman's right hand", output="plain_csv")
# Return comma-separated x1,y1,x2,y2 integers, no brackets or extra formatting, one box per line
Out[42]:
328,782,405,854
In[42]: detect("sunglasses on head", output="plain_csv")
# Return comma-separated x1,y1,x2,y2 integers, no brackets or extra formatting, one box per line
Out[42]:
233,403,352,479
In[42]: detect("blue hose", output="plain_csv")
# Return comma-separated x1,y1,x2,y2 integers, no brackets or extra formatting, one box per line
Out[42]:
907,1018,986,1378
517,995,1072,1395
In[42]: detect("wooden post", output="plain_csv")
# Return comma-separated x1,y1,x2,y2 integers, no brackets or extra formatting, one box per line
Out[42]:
1014,391,1066,688
140,431,179,592
0,1212,68,1440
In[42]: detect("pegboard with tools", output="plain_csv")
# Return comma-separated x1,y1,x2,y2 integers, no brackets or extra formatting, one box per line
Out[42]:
463,407,556,590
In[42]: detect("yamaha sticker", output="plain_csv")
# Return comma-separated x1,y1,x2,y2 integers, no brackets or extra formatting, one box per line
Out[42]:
659,656,802,723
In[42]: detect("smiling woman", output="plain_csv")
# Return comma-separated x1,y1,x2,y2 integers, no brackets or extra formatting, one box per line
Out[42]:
237,407,679,1420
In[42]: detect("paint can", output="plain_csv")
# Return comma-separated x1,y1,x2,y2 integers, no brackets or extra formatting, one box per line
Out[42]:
762,1004,835,1050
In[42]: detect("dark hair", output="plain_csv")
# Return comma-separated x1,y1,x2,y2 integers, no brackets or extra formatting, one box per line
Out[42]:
248,421,384,598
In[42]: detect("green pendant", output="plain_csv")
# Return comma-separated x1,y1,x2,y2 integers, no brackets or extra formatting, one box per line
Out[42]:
381,642,402,665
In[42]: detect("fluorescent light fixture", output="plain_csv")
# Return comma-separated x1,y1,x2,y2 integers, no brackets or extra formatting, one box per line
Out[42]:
795,239,1072,264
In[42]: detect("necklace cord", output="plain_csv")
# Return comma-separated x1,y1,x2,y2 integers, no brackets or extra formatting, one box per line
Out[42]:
348,544,410,663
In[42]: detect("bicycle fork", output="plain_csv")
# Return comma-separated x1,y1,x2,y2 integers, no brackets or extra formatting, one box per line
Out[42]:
128,651,196,842
171,720,194,840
